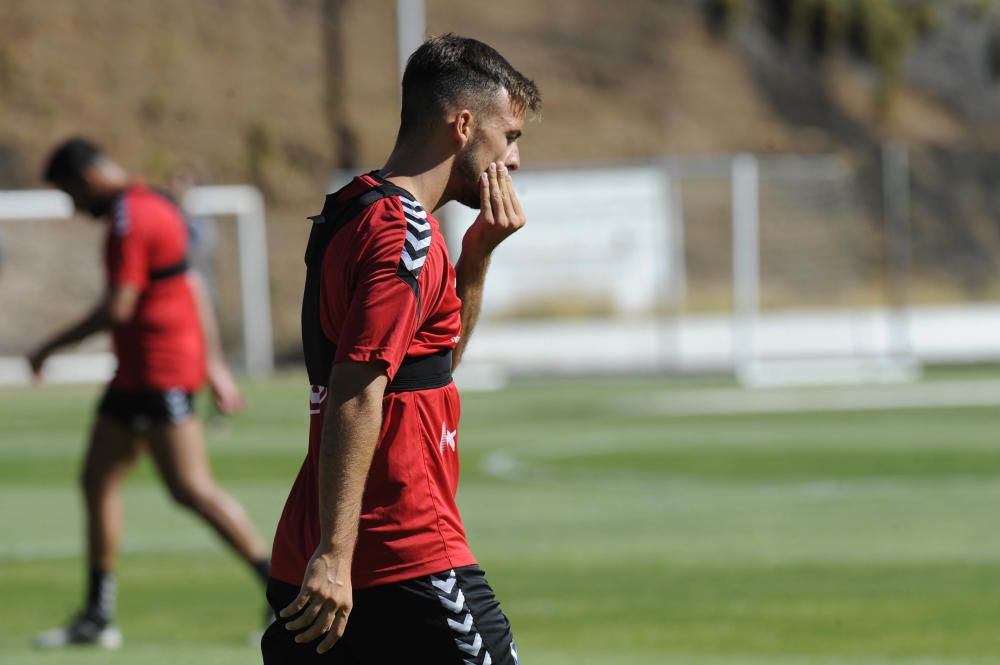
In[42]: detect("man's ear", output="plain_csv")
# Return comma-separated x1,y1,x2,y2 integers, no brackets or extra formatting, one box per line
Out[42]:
452,109,474,148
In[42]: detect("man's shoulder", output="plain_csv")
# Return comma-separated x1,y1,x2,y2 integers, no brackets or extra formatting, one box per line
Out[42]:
123,184,178,214
342,172,430,229
346,190,410,239
115,185,184,234
316,175,431,270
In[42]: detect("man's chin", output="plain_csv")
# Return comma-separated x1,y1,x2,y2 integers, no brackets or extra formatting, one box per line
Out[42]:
87,196,114,218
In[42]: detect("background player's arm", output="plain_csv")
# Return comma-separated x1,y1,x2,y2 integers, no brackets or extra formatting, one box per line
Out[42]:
280,360,388,655
453,162,524,369
187,273,243,413
27,286,139,378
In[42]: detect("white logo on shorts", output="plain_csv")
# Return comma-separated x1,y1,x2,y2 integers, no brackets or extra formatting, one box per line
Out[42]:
309,385,327,415
165,389,190,422
439,422,456,453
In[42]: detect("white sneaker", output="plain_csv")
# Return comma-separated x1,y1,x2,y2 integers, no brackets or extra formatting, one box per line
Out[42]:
34,614,123,649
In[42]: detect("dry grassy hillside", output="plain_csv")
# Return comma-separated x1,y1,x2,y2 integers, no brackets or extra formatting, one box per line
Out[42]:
1,0,996,358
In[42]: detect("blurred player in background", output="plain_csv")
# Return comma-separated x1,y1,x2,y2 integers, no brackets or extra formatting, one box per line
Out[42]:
28,137,270,649
262,34,540,663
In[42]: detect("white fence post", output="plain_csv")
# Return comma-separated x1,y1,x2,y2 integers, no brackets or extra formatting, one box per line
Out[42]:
182,185,274,377
883,142,913,366
731,154,760,383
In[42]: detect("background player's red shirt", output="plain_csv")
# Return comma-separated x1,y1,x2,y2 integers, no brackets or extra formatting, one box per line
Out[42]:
104,185,205,392
271,174,474,589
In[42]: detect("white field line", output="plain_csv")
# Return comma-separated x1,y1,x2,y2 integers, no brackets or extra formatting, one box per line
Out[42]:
479,449,1000,503
482,379,1000,486
626,379,1000,417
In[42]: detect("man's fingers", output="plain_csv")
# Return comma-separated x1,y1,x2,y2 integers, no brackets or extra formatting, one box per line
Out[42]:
497,164,518,222
473,161,525,251
487,163,504,219
317,632,340,654
479,172,494,223
279,589,311,619
284,599,322,630
294,605,338,644
213,387,244,415
316,610,350,654
284,606,322,632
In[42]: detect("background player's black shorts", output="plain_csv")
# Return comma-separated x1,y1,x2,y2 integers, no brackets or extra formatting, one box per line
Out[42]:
262,565,521,665
97,387,195,430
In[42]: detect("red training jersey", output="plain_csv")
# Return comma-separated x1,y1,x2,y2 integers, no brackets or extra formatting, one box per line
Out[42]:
103,184,205,392
270,172,474,589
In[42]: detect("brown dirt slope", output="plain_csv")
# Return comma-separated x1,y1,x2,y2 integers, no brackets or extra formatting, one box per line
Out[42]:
0,1,996,357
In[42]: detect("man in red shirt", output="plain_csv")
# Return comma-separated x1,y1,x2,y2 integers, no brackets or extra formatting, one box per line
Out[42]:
262,34,540,664
28,138,271,649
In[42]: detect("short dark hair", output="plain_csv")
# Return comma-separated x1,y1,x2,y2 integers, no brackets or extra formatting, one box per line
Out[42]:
399,34,541,138
43,137,103,184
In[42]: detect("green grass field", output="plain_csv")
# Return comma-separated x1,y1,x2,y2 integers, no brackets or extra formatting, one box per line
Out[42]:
3,369,1000,664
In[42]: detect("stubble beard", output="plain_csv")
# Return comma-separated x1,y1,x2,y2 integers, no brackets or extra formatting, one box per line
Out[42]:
452,137,484,210
87,194,115,219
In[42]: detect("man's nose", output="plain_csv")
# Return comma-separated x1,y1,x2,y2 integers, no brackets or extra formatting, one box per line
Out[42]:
504,144,521,172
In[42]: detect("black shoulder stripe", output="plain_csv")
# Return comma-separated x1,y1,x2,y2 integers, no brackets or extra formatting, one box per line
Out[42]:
397,195,431,278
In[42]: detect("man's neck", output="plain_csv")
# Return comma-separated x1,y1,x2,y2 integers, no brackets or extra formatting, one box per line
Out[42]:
89,183,129,220
380,142,453,212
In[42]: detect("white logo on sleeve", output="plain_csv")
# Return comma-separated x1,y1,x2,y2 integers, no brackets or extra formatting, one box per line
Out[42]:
439,422,457,453
309,385,328,415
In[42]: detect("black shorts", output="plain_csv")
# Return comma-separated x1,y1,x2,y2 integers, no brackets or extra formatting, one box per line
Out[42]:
262,565,520,665
97,387,195,430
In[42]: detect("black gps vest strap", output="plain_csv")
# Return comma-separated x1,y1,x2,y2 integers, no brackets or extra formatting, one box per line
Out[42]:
301,176,453,391
149,259,190,282
387,348,453,393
